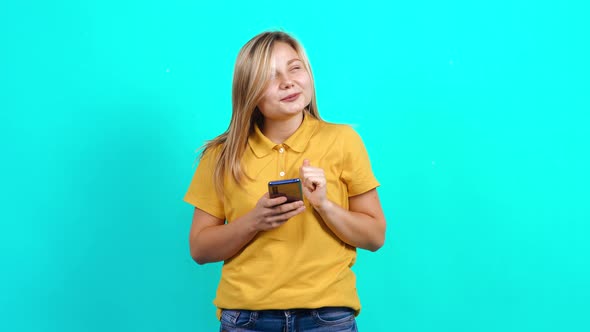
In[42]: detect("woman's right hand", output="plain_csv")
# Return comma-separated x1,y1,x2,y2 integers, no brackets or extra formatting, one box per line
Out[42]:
189,194,305,264
248,193,305,231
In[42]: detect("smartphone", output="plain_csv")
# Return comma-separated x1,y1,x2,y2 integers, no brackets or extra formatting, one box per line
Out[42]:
268,178,303,203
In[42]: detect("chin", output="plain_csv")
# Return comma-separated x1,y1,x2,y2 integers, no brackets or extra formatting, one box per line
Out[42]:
286,108,304,116
273,109,303,121
289,103,306,113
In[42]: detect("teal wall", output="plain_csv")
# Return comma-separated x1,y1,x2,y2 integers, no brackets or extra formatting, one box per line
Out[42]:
1,1,589,331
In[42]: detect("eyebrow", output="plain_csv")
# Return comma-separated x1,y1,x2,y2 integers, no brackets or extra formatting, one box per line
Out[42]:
287,58,302,65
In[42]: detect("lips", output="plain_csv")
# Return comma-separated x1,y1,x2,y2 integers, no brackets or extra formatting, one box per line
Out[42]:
281,93,300,102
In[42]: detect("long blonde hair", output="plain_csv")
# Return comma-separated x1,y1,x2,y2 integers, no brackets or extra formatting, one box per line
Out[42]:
202,31,321,196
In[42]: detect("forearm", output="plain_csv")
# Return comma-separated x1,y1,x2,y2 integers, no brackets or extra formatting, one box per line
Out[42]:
190,195,306,264
315,200,385,251
190,214,258,264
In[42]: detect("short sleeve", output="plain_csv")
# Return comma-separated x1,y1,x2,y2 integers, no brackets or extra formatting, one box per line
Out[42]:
340,126,380,196
183,148,225,220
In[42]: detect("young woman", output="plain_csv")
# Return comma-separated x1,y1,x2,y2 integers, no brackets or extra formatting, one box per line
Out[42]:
184,31,386,332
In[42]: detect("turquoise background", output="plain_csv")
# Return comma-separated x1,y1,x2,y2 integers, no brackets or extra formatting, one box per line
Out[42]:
1,0,589,331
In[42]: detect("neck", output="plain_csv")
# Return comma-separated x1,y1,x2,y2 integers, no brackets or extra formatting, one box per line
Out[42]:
262,112,304,144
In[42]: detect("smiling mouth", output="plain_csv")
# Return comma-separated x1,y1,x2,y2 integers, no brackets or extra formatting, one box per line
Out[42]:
281,93,300,102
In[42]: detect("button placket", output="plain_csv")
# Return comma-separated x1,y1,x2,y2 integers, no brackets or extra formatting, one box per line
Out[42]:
277,145,286,178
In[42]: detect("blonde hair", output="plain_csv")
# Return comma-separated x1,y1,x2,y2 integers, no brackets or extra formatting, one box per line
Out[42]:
202,31,321,196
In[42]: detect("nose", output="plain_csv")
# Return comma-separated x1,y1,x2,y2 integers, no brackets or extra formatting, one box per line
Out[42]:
280,77,295,89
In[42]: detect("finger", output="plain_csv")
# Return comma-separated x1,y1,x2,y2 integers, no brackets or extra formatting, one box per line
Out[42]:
300,164,324,178
299,160,314,176
270,200,303,215
304,176,326,190
268,205,306,223
265,195,288,207
301,169,324,178
302,177,315,190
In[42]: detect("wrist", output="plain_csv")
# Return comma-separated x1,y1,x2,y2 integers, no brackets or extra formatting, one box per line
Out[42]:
238,211,261,236
313,198,333,215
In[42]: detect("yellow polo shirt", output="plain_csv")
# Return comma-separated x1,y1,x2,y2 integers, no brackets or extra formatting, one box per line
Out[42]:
184,112,379,317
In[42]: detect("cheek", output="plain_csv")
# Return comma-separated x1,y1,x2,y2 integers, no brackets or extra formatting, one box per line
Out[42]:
260,87,277,105
300,75,313,95
257,94,276,115
303,81,313,102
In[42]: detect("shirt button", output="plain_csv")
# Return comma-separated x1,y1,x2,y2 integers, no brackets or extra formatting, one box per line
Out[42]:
279,147,285,153
279,171,285,177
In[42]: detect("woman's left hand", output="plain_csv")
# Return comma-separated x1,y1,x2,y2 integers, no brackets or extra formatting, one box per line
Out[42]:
299,159,327,209
299,159,386,251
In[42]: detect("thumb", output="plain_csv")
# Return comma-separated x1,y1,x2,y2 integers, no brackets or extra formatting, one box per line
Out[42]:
302,159,311,167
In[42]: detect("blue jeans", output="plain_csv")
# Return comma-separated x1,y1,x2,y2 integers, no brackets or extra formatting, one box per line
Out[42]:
219,307,358,332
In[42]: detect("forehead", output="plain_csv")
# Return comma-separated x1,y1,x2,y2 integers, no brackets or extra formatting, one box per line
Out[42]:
270,42,300,64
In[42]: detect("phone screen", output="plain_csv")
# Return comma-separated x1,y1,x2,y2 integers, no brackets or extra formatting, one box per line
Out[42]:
268,178,303,203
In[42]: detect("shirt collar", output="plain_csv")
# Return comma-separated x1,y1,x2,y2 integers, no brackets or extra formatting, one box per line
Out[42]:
248,111,320,158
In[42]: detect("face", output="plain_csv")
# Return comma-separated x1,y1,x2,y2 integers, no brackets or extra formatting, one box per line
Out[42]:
256,42,313,122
